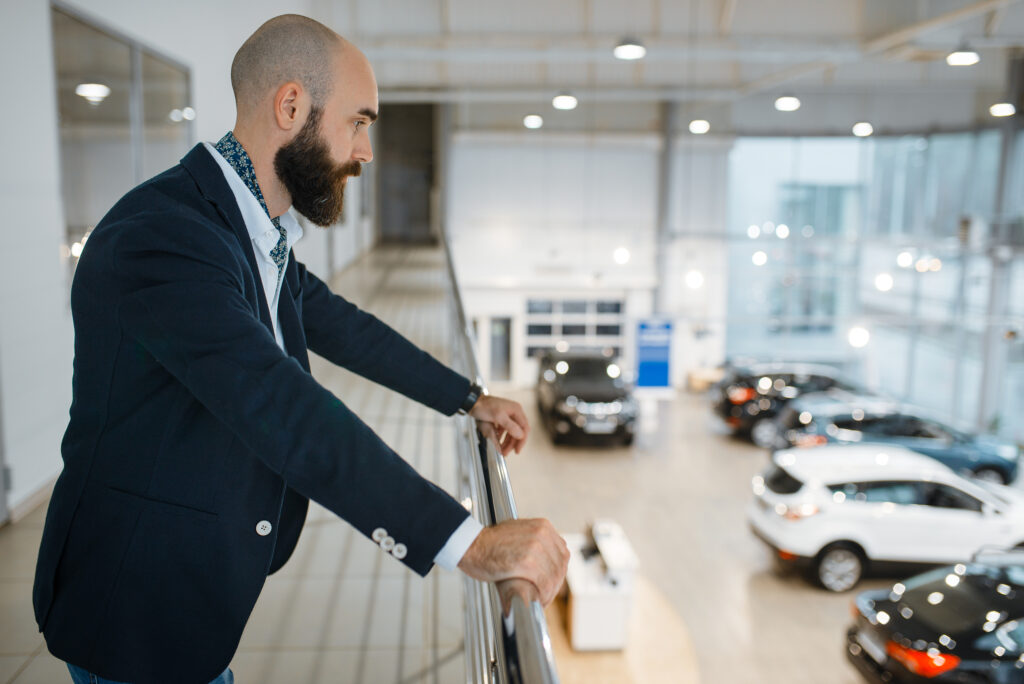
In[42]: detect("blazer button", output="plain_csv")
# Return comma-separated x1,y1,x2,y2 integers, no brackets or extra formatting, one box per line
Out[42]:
256,520,273,536
372,527,388,543
392,543,407,560
380,536,395,552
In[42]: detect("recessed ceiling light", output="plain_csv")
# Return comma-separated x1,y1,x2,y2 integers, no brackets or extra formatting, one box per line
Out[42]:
689,119,710,134
523,114,543,129
775,95,801,112
75,82,111,105
613,38,646,61
852,122,874,137
946,49,980,66
990,102,1016,117
552,93,578,110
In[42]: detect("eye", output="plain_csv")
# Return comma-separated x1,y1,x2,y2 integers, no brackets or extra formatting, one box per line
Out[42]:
354,120,366,131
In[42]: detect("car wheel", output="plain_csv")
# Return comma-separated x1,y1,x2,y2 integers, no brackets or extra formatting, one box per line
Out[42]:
750,418,779,449
973,467,1007,485
622,434,635,447
815,544,864,592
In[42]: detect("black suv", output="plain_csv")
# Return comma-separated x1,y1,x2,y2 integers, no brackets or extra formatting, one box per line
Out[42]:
536,350,637,445
848,553,1024,683
712,361,856,447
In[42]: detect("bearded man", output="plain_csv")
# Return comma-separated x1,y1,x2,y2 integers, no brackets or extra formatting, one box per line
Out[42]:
33,14,568,684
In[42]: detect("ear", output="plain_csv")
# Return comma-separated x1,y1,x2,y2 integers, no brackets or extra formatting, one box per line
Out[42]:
272,82,304,132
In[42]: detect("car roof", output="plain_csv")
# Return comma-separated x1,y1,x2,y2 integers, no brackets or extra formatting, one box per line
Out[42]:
790,388,904,415
733,362,842,378
773,444,959,485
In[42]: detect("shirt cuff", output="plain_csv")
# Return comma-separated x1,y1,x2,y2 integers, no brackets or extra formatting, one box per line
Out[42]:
433,515,484,571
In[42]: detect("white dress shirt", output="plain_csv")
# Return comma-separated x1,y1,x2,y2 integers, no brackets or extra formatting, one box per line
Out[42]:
204,143,480,571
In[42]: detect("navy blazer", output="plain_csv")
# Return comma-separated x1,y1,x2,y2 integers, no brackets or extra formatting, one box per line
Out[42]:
33,144,473,684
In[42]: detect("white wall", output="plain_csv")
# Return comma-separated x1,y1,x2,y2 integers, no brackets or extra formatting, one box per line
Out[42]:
448,130,731,388
0,1,74,517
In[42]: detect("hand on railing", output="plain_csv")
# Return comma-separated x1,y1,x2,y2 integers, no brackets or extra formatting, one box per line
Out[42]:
458,518,570,606
497,577,543,617
469,395,530,456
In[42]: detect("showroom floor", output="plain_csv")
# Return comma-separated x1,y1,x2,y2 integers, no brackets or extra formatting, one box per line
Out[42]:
0,245,919,683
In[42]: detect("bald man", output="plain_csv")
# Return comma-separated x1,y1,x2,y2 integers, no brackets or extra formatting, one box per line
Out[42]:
33,14,568,684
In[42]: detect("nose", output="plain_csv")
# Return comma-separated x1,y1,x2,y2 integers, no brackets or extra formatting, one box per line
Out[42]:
353,133,373,164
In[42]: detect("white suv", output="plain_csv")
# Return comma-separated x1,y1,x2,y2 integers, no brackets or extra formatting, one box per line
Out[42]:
748,444,1024,592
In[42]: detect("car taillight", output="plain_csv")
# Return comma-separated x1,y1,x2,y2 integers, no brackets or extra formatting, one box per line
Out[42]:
794,435,827,448
727,386,757,404
886,641,960,678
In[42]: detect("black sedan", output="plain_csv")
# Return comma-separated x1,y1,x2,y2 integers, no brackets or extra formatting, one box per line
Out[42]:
535,350,637,445
847,557,1024,683
711,361,855,447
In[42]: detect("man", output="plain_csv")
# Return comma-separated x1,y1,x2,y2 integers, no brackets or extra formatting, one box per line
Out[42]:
34,14,568,684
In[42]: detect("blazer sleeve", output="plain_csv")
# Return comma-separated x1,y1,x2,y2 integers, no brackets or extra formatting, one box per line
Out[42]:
296,261,472,416
111,219,470,576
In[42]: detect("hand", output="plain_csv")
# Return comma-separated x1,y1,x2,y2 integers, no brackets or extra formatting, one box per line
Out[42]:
470,395,530,456
457,518,569,606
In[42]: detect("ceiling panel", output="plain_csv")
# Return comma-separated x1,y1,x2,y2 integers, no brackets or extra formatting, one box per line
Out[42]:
730,0,862,38
589,0,656,36
447,0,586,34
354,0,443,35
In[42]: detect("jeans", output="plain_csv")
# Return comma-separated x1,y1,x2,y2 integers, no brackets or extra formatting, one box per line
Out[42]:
67,663,234,684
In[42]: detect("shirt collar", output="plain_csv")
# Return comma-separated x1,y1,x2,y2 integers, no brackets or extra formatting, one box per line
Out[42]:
203,142,304,257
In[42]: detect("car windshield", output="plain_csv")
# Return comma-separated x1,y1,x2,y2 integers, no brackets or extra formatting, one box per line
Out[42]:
764,465,803,494
555,359,619,383
899,566,1022,635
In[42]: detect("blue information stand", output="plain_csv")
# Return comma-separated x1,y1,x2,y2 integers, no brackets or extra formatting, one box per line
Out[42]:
636,320,672,389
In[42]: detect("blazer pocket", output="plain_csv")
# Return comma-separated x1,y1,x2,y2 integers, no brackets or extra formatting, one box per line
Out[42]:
107,486,219,520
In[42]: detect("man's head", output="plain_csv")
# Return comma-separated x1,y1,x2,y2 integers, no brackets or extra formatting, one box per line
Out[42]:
231,15,377,226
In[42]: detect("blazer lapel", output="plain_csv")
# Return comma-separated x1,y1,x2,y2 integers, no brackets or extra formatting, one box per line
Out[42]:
276,267,310,372
179,144,275,334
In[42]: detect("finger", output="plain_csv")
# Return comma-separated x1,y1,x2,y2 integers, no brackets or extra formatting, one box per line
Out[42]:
497,413,526,441
478,422,497,444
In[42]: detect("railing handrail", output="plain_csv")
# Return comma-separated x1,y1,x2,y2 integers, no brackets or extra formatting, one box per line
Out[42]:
441,232,561,684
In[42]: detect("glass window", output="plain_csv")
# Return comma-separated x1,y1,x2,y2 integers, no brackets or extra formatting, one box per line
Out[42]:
141,52,191,179
561,300,587,314
924,484,983,512
527,299,554,314
527,324,553,336
596,301,622,314
858,481,922,505
596,324,622,336
561,324,587,336
526,346,551,358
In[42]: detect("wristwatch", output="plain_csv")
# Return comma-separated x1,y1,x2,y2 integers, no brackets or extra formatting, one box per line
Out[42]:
458,382,487,415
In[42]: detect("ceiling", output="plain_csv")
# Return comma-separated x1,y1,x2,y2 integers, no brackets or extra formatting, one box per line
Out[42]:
308,0,1024,133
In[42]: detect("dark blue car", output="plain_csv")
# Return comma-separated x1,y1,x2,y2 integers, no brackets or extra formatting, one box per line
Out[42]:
769,389,1021,484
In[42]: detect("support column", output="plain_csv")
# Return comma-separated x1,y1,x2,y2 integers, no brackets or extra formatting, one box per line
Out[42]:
976,54,1023,432
654,101,678,314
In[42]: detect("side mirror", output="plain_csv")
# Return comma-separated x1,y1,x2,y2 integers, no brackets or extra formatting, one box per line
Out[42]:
983,503,1002,516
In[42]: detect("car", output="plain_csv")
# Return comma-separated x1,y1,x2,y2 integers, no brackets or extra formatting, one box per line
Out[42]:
847,554,1024,683
535,350,637,445
748,445,1024,592
768,389,1020,484
710,361,857,447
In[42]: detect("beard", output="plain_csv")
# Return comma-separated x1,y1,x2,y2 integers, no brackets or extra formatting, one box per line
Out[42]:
273,106,361,227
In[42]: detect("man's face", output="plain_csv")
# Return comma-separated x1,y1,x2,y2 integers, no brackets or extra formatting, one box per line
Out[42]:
273,47,377,227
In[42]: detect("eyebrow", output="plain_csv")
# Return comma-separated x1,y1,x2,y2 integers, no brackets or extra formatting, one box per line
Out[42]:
358,108,378,122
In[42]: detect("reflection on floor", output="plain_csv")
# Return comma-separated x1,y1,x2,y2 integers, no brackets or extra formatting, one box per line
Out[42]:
0,245,892,683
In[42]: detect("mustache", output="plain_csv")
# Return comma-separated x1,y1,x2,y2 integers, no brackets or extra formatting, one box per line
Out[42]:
337,160,361,178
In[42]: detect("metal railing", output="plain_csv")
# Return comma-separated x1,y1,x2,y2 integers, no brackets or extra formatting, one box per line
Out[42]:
441,234,560,684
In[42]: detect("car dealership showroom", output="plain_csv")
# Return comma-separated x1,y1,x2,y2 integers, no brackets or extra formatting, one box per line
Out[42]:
2,1,1024,683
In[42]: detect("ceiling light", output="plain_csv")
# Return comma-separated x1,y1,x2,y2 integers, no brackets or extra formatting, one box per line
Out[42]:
848,326,870,348
182,106,196,121
874,273,894,292
896,251,914,268
689,119,710,134
946,49,980,66
75,82,111,105
776,224,790,239
685,270,705,289
168,109,184,122
752,251,768,266
852,122,874,137
990,102,1016,117
613,38,646,60
747,225,761,239
552,93,578,110
523,114,543,129
775,95,801,112
613,247,631,265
